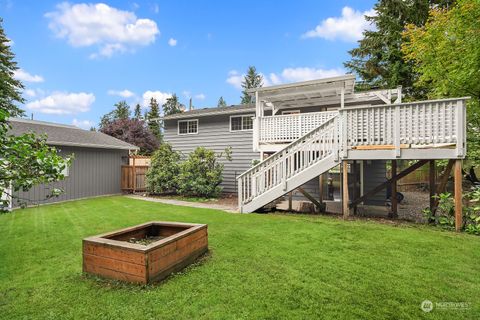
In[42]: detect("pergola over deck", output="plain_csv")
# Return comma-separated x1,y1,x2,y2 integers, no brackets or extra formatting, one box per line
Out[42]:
248,75,402,152
239,75,468,231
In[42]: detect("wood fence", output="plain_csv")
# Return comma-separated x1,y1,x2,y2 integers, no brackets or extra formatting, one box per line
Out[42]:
121,165,149,192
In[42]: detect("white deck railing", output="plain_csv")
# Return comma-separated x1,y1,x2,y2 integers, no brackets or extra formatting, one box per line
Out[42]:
258,111,337,143
343,97,467,156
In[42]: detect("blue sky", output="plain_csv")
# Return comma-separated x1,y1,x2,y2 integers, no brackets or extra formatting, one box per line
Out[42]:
1,0,376,129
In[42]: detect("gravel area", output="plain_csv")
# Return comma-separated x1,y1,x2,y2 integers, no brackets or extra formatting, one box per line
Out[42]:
397,191,430,223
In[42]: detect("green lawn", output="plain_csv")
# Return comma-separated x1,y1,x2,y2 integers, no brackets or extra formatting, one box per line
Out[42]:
0,196,479,319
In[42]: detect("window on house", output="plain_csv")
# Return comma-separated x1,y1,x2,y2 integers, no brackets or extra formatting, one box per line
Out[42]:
230,115,254,131
178,119,198,135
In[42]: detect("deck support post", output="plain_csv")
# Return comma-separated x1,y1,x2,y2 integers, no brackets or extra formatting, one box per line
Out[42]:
389,160,398,218
454,159,463,232
288,191,293,211
319,174,324,204
429,160,436,213
342,161,350,218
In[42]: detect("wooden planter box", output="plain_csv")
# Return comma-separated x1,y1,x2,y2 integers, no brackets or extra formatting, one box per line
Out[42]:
83,221,208,284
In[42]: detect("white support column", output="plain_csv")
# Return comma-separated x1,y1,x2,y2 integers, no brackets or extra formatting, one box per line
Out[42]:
395,86,402,103
340,88,347,158
456,99,465,157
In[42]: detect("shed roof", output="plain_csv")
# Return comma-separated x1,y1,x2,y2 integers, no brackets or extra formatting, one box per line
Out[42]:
9,118,139,150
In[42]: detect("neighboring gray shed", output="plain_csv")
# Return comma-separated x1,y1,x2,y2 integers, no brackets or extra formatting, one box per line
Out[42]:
8,118,138,208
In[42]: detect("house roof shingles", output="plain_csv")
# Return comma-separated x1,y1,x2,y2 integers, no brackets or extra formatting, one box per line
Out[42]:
9,118,139,150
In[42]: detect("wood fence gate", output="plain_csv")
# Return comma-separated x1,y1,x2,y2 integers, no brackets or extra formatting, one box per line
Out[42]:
121,165,149,193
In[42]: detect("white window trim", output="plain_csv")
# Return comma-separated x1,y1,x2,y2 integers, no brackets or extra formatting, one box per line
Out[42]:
229,114,254,132
177,119,199,135
281,109,301,115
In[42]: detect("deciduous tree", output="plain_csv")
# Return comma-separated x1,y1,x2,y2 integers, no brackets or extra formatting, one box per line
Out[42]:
402,0,480,164
100,118,159,155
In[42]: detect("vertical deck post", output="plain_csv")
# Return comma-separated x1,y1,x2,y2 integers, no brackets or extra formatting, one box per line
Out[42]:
429,160,436,213
288,191,293,211
454,159,463,232
319,174,324,204
342,161,349,218
390,160,398,218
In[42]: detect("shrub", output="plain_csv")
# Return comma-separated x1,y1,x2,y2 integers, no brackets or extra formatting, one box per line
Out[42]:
423,188,480,234
146,143,180,194
177,147,231,198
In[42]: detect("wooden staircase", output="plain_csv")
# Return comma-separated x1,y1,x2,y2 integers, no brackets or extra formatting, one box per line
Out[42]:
238,114,340,213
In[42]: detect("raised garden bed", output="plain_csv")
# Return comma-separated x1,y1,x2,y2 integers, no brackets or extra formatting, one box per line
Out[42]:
83,221,208,284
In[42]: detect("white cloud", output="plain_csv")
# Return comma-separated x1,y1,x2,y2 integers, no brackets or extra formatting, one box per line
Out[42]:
226,67,344,90
107,89,135,98
26,92,95,115
24,89,37,98
14,69,44,83
152,3,159,14
142,90,171,107
46,2,160,58
72,118,95,129
226,70,243,90
194,93,206,100
302,7,375,42
279,67,344,82
168,38,177,46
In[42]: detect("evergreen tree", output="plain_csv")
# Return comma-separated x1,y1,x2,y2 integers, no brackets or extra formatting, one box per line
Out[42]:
113,100,130,119
241,66,263,104
0,18,24,117
162,94,184,116
133,103,142,119
344,0,453,97
100,100,131,128
217,96,227,108
147,98,162,141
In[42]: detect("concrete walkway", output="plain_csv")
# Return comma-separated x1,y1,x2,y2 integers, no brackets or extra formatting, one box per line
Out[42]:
126,195,238,213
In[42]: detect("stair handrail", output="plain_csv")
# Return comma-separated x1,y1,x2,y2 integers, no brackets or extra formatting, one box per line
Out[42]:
237,112,339,181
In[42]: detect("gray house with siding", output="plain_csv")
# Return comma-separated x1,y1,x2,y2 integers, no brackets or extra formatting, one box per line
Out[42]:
162,83,389,207
8,118,138,208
